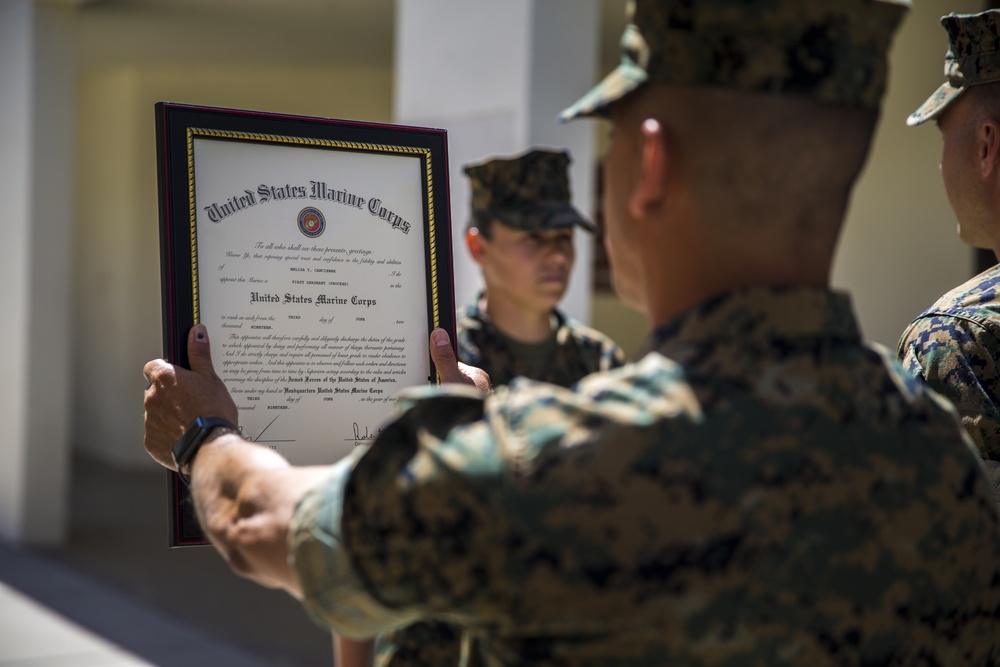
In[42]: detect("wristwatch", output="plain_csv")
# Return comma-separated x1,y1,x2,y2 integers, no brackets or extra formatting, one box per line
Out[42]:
172,416,240,485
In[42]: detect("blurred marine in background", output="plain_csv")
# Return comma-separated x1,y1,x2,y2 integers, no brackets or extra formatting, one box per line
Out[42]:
898,9,1000,505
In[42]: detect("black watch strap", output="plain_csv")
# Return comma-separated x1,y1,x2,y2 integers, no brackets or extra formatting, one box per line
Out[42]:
172,416,240,485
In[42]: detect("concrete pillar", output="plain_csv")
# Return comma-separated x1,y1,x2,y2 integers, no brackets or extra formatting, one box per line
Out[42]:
394,0,601,322
0,0,75,545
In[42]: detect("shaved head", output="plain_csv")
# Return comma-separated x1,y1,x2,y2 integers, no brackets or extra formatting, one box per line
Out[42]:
622,85,879,245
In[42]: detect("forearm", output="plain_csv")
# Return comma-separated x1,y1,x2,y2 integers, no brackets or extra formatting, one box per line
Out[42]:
189,433,326,596
334,635,374,667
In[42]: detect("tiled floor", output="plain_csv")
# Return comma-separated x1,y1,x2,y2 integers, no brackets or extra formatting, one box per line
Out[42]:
0,579,154,667
0,541,274,666
0,456,334,666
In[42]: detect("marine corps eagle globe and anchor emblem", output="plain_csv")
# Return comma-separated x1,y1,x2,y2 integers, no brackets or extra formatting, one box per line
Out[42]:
297,206,326,238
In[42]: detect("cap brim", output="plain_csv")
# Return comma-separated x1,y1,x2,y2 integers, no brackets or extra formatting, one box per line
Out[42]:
907,81,965,127
558,61,647,123
549,207,597,234
496,204,597,234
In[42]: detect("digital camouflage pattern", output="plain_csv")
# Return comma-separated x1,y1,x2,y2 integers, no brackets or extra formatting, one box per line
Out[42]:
898,264,1000,504
909,10,1000,126
559,0,909,122
455,295,625,389
373,148,611,667
374,296,625,667
464,149,597,234
374,620,467,667
291,288,1000,667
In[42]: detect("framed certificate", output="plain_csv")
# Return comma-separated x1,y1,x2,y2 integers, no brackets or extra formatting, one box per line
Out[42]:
155,102,455,546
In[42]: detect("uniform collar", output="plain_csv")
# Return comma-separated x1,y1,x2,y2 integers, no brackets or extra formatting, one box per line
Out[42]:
466,291,567,337
638,287,861,359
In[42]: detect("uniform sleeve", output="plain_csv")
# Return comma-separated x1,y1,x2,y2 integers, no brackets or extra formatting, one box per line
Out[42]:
339,387,511,627
603,341,627,371
560,318,627,375
898,315,1000,459
289,385,510,637
289,455,420,638
291,359,701,642
455,324,483,368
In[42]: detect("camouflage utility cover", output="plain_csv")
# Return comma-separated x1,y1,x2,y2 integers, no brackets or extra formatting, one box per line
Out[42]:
291,287,1000,666
909,10,1000,126
560,0,909,121
464,149,596,234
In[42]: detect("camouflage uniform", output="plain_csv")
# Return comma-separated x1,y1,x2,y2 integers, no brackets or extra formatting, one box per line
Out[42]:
373,299,623,667
293,288,1000,666
898,266,1000,501
899,10,1000,505
456,295,625,389
376,151,622,666
289,1,1000,665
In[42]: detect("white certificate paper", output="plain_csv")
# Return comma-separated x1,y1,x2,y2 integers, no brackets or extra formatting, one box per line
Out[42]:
155,103,454,545
194,138,430,463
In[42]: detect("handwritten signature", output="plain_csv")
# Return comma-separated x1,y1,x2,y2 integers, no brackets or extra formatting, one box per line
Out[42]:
248,415,295,446
347,422,381,445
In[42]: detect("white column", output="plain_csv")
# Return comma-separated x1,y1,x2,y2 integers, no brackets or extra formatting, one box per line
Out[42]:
394,0,600,322
0,0,35,543
0,1,75,545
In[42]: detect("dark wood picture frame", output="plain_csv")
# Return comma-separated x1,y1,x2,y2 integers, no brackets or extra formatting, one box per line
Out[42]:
155,102,455,546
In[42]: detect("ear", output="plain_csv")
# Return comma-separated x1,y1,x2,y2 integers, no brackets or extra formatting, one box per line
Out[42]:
628,118,669,221
466,228,486,265
981,120,1000,180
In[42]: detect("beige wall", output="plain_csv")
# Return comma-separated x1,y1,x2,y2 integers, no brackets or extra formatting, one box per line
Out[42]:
592,293,647,359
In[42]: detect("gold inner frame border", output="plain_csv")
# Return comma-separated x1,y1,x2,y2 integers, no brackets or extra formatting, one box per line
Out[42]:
184,127,441,335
